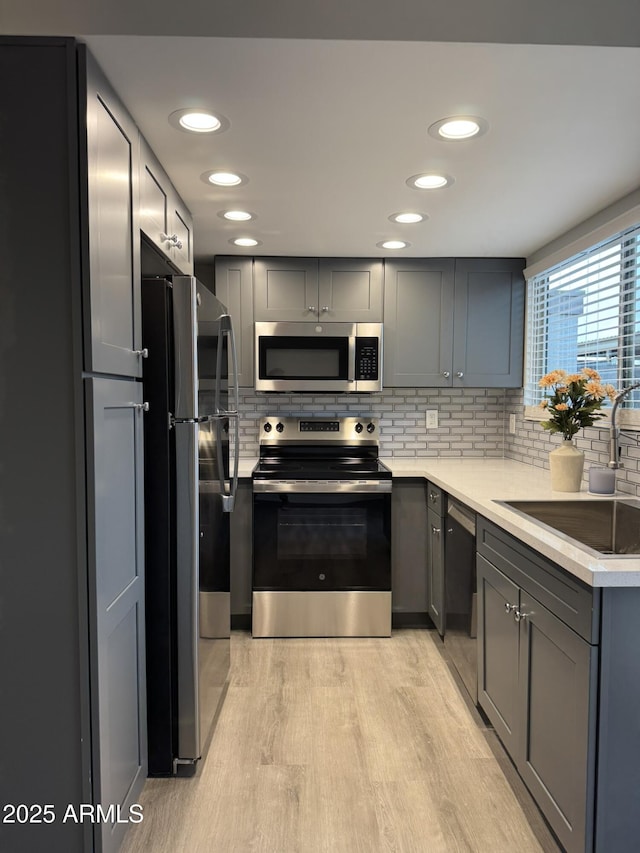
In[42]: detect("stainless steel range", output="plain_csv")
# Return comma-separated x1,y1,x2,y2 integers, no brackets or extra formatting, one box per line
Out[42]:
252,416,392,638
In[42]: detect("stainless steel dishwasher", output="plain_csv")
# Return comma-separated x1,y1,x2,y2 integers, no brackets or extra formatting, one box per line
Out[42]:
443,498,477,703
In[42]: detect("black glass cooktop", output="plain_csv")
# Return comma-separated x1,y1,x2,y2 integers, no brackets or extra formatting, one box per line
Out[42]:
253,452,391,480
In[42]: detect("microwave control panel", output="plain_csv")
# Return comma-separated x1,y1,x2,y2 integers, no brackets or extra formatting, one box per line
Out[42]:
355,337,379,381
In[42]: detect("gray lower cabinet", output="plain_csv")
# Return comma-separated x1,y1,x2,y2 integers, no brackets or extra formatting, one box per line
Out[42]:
214,257,255,387
478,518,599,853
384,257,524,387
253,257,384,322
391,479,428,623
86,377,147,853
426,484,445,635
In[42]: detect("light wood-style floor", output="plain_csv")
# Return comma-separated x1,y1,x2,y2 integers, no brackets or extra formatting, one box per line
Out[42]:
121,630,560,853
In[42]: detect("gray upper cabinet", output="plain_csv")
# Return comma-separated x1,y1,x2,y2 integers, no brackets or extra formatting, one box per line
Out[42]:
215,256,255,387
452,258,525,387
384,258,524,388
253,257,383,321
139,136,194,275
383,259,456,387
84,50,142,378
318,259,383,321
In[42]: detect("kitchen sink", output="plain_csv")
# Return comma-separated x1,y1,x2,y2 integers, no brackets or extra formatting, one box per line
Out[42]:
499,499,640,556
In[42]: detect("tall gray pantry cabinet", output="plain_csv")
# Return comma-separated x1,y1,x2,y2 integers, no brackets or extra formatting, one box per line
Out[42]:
0,38,146,853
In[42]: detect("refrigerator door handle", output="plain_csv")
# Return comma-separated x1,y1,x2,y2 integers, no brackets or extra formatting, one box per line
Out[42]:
217,415,239,513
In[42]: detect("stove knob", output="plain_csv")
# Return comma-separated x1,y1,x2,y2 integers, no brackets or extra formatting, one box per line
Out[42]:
276,422,285,433
354,422,363,434
366,422,376,433
263,422,272,432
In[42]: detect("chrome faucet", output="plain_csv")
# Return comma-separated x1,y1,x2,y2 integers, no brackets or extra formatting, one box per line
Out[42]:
608,382,640,469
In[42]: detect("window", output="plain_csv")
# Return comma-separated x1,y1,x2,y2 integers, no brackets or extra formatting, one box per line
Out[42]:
525,223,640,409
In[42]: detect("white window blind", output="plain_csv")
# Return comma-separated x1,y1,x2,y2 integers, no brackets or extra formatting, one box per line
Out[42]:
525,222,640,408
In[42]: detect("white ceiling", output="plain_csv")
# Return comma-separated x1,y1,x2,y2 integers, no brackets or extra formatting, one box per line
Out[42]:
85,36,640,262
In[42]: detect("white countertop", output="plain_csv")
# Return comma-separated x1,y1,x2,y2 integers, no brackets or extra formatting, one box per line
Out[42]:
383,457,640,588
238,455,640,587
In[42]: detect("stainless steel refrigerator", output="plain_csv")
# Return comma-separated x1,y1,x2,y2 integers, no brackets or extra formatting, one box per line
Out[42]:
141,275,239,776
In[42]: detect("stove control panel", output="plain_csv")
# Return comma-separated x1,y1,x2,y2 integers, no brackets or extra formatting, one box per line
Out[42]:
259,416,380,444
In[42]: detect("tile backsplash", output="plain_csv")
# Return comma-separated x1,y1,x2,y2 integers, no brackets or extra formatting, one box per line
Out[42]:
236,386,640,497
237,387,506,458
504,389,640,497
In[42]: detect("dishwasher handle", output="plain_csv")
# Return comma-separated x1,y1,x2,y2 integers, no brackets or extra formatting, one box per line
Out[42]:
447,499,476,537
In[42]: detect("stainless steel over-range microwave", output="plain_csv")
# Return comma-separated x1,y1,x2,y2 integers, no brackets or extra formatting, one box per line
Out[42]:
254,321,383,393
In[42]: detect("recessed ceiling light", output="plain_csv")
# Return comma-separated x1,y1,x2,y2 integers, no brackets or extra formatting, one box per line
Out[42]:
219,210,255,222
377,240,409,250
169,109,229,134
407,173,454,190
201,170,247,187
231,237,261,247
428,116,488,141
390,212,427,224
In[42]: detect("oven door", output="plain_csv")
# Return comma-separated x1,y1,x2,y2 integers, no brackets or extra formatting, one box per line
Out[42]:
253,482,391,591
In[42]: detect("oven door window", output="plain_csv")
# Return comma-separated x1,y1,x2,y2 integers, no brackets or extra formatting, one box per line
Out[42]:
253,492,391,591
258,336,349,380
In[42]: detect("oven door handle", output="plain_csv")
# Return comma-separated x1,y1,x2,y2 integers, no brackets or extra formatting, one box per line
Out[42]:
252,480,392,494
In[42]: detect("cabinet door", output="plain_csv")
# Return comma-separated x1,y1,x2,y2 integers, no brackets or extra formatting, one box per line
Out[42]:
215,256,254,387
86,377,147,853
140,137,194,275
318,258,383,321
427,507,445,635
383,259,455,386
253,257,319,320
452,258,525,387
477,554,520,757
392,480,428,619
518,592,597,853
84,50,142,378
139,136,171,256
170,194,193,275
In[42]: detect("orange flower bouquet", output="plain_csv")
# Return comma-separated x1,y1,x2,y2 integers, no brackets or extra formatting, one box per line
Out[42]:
539,368,616,440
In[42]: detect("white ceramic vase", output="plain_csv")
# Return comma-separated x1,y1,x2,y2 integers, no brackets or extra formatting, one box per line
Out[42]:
549,440,585,492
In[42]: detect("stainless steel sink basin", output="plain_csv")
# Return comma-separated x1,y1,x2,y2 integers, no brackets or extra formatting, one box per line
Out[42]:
500,499,640,556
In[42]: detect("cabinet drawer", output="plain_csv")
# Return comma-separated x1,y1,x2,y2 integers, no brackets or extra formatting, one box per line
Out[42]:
426,482,444,516
477,518,600,643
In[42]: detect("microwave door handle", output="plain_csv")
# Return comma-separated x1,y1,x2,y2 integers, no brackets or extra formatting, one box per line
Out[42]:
348,335,356,383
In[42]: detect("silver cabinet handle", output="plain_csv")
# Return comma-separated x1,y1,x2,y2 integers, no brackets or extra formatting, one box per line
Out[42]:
514,609,531,622
456,371,464,378
307,305,317,313
125,402,149,412
160,233,183,249
134,348,149,358
431,525,441,535
429,491,438,502
320,306,330,313
504,602,517,614
442,371,450,379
